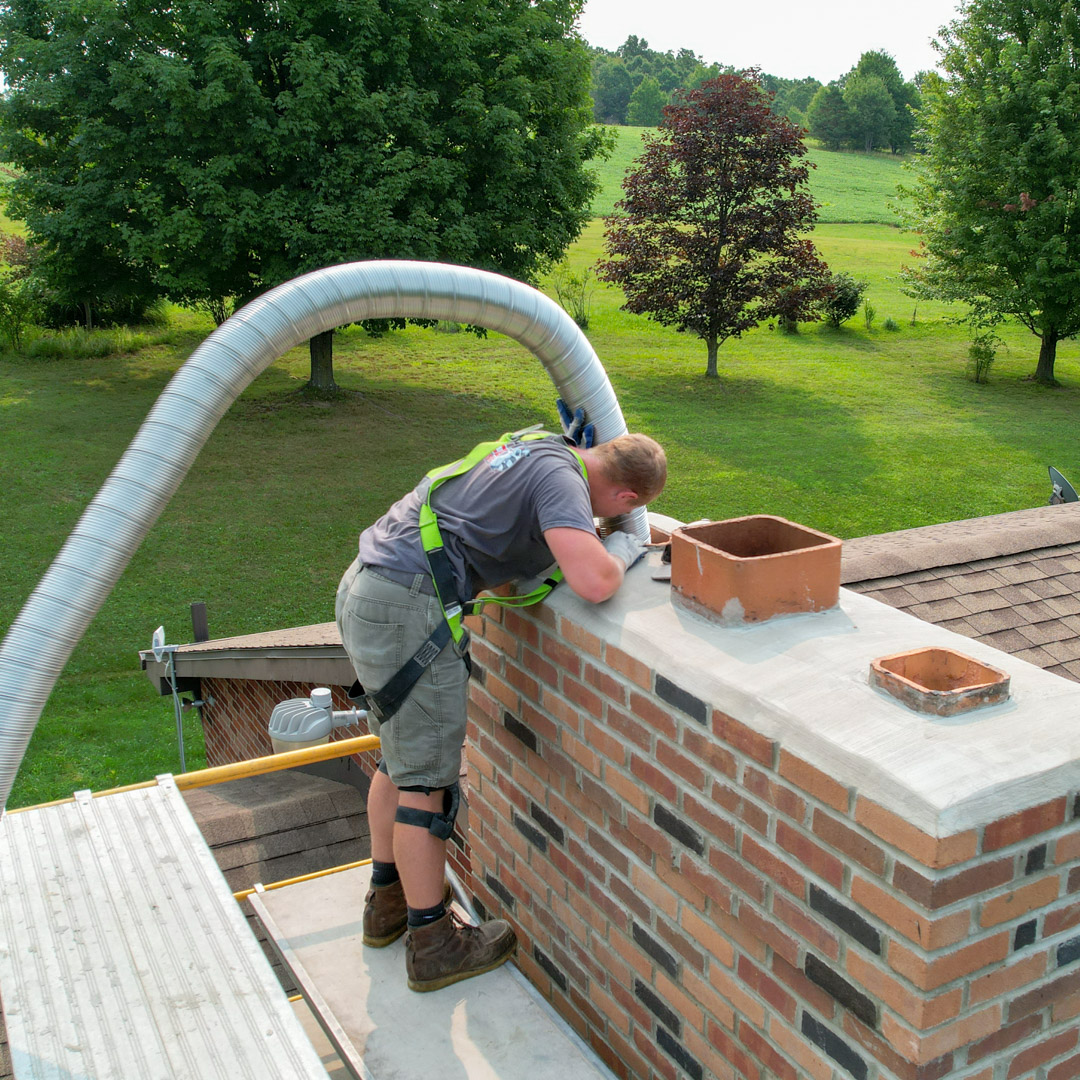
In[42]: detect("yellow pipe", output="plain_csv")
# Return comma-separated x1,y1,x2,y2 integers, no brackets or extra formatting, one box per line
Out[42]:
7,735,381,814
233,858,373,901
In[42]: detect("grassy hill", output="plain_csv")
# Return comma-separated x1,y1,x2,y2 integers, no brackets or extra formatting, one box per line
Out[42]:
590,125,906,225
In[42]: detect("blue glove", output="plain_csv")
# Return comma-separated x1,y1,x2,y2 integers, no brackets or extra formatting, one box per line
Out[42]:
603,529,646,571
556,398,595,449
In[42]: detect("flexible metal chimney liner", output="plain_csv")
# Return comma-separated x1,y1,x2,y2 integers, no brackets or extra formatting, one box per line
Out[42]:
0,260,643,808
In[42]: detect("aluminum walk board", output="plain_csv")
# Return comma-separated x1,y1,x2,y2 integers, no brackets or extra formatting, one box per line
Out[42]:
251,865,615,1080
0,778,328,1080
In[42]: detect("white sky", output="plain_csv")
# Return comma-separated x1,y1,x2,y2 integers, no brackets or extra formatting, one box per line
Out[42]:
577,0,961,83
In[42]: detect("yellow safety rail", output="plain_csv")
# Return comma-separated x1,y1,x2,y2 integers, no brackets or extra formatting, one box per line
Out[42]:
7,734,382,814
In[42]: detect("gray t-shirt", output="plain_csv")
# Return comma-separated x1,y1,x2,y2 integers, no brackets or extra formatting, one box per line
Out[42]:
356,435,595,600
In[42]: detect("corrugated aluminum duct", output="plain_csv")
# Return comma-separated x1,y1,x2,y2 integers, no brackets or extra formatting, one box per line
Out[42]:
0,260,645,808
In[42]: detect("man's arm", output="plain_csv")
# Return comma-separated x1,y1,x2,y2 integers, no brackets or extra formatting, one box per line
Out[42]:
544,527,626,604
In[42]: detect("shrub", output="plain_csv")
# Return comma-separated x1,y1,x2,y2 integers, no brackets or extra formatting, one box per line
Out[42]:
883,317,900,331
25,326,167,360
863,301,876,330
967,331,1000,383
822,272,869,327
550,263,594,330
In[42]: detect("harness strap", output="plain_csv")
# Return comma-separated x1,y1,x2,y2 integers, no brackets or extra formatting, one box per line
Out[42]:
350,618,456,724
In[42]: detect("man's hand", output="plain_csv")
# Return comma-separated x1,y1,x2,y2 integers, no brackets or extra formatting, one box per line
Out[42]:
602,529,646,571
556,398,595,449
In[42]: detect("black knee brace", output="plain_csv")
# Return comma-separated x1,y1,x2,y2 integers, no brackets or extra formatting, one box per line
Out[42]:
394,782,460,841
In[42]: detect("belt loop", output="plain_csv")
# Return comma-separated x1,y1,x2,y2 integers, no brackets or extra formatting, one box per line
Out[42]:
410,573,426,597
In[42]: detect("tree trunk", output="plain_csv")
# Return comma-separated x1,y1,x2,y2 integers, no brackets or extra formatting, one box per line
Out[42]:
705,337,719,378
1035,330,1059,385
83,301,93,332
307,329,337,391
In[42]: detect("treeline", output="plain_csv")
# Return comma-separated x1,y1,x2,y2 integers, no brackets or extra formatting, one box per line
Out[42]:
590,38,922,154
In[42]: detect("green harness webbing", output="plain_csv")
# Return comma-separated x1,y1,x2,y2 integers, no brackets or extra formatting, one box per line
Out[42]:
354,426,587,724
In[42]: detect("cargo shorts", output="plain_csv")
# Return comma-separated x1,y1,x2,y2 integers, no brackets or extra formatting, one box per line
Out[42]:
335,557,469,790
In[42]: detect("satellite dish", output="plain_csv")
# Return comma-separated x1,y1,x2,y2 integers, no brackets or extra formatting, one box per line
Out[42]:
1049,467,1079,505
152,625,166,662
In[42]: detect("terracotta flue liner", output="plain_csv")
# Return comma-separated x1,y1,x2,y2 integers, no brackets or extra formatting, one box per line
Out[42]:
669,515,842,624
870,646,1010,716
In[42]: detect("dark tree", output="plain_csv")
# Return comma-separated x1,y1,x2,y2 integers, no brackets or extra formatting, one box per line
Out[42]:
598,71,830,378
0,0,605,389
901,0,1080,384
807,84,854,150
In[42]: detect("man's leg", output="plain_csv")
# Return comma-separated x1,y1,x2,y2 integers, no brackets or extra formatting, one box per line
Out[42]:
395,789,450,909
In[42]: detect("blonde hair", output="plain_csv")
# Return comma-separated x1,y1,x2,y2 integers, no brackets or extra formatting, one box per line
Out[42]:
592,434,667,503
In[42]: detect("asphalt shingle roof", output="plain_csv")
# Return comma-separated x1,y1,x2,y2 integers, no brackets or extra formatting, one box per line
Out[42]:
842,503,1080,684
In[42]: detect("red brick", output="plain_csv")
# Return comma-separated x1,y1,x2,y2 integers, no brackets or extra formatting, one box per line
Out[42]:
604,1028,651,1080
611,813,674,866
778,751,849,812
1009,969,1080,1023
810,808,886,875
776,820,844,889
502,608,541,647
1007,1026,1078,1077
485,620,522,658
604,764,651,815
772,892,841,961
853,875,971,949
841,1014,956,1080
610,873,651,921
1057,992,1080,1023
559,619,603,657
681,726,738,778
742,834,805,898
520,699,560,743
679,904,736,968
656,739,707,788
854,796,977,868
1056,828,1080,865
710,782,770,836
583,660,626,706
713,710,775,767
707,1018,763,1074
737,954,797,1022
743,766,807,822
888,931,1010,991
709,846,768,904
882,1002,1002,1065
968,1013,1042,1063
628,691,678,740
678,852,736,914
683,791,737,848
741,1022,797,1080
631,1026,679,1080
656,915,708,973
541,632,582,678
846,950,962,1029
893,856,1014,911
630,752,677,802
579,771,623,821
582,718,626,768
1050,1052,1080,1080
1048,902,1080,938
772,1019,834,1080
522,646,558,686
681,964,737,1031
631,860,679,920
980,874,1061,927
471,637,504,676
562,675,603,720
605,705,653,752
776,960,841,1029
605,643,652,689
969,952,1048,1006
541,688,583,734
736,900,800,966
984,798,1068,852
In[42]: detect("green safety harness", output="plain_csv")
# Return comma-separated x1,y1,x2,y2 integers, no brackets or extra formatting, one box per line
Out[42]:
350,426,587,724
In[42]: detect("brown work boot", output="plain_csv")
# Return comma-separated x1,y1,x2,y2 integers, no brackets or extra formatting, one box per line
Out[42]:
406,910,517,992
363,879,453,948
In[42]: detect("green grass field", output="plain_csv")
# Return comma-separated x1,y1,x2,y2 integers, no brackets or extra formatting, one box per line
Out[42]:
2,132,1076,807
591,125,905,224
